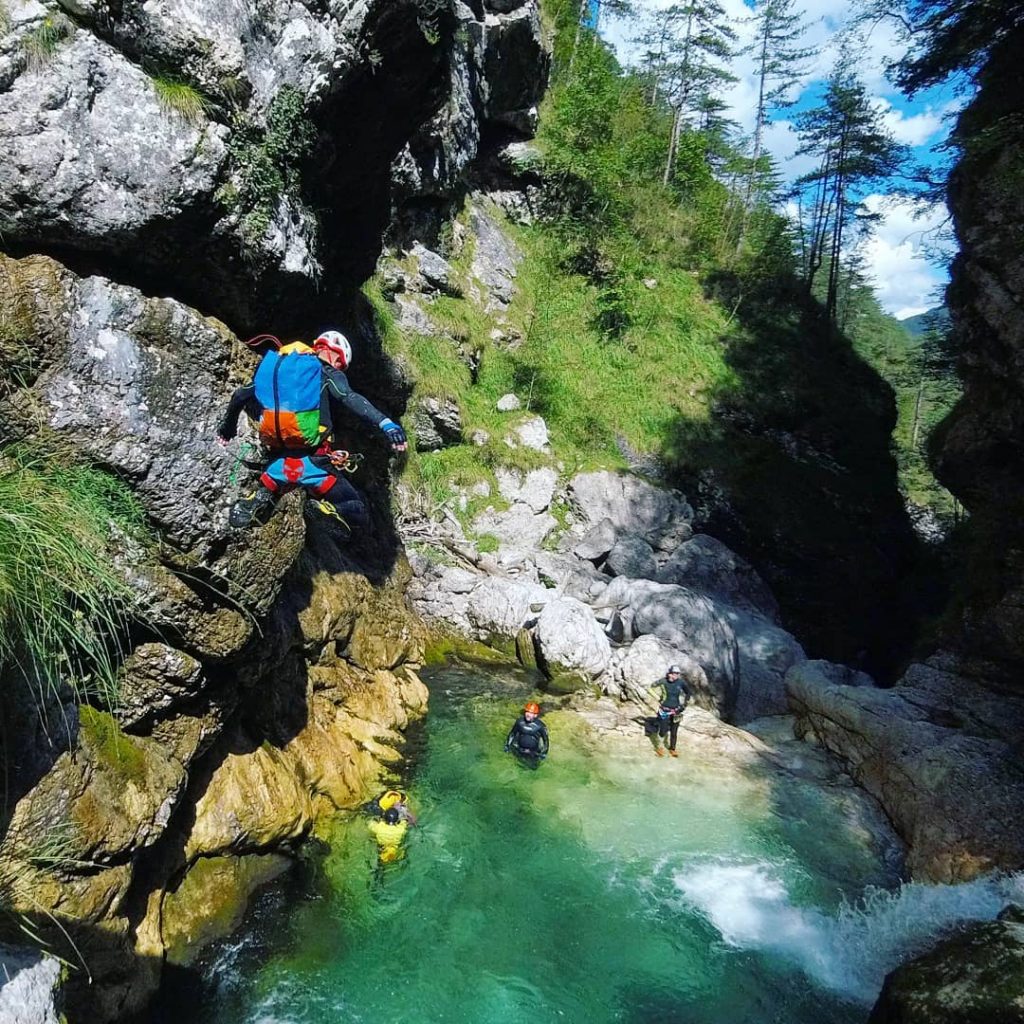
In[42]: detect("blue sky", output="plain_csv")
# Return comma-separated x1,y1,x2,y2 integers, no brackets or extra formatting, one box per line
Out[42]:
602,0,960,318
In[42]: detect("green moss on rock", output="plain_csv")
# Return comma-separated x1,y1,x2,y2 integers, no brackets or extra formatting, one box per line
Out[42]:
77,706,148,784
161,853,292,965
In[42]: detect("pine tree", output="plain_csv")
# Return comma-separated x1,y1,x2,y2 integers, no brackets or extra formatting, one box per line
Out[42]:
859,0,1024,93
744,0,815,208
792,63,905,320
658,1,737,187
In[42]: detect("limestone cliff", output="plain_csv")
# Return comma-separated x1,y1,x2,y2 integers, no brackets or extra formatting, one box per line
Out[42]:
0,2,548,1020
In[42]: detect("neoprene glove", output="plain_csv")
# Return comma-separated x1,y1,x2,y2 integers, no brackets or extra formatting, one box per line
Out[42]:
379,417,407,451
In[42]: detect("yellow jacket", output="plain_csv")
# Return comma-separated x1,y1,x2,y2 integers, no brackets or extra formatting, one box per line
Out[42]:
368,819,408,862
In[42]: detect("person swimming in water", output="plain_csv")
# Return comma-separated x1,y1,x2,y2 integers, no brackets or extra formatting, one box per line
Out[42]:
368,806,408,864
504,702,549,765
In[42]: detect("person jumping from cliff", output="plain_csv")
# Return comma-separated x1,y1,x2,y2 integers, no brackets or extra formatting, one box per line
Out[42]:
648,664,691,758
504,701,549,767
217,330,407,533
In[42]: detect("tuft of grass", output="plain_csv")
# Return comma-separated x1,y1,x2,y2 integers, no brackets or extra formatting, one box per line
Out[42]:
22,12,72,69
473,533,500,554
152,76,210,124
0,444,145,714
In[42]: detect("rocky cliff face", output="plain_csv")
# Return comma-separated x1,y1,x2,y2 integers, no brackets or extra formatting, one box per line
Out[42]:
0,0,547,330
0,2,548,1020
932,28,1024,691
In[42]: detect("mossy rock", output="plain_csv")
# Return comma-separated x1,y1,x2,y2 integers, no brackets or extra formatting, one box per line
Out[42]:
868,911,1024,1023
540,668,591,695
0,253,74,396
515,627,537,670
161,853,292,966
78,706,150,784
423,632,517,666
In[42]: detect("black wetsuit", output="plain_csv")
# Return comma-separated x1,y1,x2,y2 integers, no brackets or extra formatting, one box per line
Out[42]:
218,366,387,525
505,716,549,759
651,676,691,751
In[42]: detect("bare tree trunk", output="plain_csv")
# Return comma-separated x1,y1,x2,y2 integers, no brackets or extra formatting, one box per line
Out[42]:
569,0,590,71
910,379,925,448
663,105,682,186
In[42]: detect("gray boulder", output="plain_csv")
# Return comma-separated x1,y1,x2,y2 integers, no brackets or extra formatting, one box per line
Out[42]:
607,580,739,718
117,643,206,730
727,612,807,723
786,659,875,693
531,551,609,605
567,471,693,548
473,504,556,551
657,535,780,622
497,393,522,411
534,597,611,690
0,20,227,260
0,944,63,1024
604,534,658,580
469,200,523,310
573,518,617,562
496,467,557,512
411,244,460,296
869,906,1024,1024
602,635,709,708
465,577,548,640
507,416,550,450
412,396,463,451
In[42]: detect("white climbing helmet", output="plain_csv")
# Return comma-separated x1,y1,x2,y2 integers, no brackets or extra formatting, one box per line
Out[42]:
313,329,352,370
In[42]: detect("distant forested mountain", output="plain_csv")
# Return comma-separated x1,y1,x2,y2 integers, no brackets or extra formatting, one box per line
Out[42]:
900,306,950,338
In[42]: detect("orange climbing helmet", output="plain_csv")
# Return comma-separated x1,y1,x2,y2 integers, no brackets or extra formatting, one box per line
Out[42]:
523,701,540,715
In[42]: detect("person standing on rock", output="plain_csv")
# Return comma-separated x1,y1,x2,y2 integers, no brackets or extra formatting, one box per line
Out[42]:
504,701,549,766
648,664,691,758
217,330,407,534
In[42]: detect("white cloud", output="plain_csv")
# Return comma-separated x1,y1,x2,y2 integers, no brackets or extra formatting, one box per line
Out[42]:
871,97,943,147
858,196,950,315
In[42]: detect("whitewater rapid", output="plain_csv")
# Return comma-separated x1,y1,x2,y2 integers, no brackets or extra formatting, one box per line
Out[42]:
675,860,1024,1003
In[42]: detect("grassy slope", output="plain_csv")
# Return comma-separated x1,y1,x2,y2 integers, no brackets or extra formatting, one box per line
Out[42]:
371,7,939,674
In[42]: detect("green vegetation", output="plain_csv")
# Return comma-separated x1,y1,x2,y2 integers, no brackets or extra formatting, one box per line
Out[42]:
845,294,961,523
218,86,316,252
77,706,148,783
377,1,944,667
151,76,210,124
22,12,72,69
0,445,145,711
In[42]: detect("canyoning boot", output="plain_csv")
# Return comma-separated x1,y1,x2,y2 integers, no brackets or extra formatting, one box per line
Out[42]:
669,749,678,758
654,747,665,757
309,499,352,540
229,487,276,529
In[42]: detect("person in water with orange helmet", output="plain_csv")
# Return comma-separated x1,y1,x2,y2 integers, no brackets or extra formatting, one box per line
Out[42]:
504,701,549,765
217,329,407,532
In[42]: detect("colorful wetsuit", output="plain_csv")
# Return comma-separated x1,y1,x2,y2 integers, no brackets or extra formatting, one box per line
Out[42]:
218,365,388,522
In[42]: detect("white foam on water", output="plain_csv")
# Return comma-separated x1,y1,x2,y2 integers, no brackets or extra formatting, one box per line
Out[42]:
674,860,1024,1004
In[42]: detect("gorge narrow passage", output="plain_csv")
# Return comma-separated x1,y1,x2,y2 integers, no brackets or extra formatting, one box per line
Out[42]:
153,662,1020,1024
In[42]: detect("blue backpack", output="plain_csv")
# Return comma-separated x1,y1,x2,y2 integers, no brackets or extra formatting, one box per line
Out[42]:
253,342,325,450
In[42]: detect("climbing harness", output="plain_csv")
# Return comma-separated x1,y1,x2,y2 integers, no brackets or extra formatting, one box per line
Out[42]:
324,449,364,474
